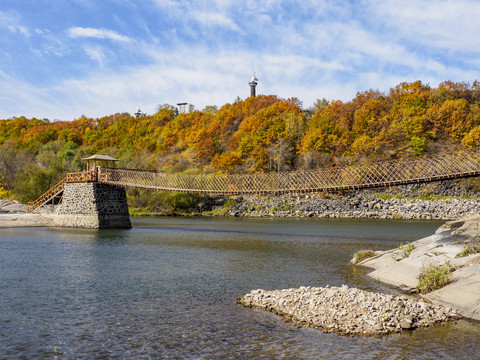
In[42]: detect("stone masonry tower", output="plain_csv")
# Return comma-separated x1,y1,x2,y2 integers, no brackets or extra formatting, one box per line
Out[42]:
32,154,132,229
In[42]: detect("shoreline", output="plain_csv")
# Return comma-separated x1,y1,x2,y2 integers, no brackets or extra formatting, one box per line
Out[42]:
0,213,54,228
128,194,480,220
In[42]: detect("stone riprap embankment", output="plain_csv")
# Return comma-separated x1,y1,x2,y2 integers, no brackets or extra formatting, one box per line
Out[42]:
223,194,479,220
212,179,480,220
239,285,460,336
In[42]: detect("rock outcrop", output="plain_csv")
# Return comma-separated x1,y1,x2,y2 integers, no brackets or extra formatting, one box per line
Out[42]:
360,215,480,320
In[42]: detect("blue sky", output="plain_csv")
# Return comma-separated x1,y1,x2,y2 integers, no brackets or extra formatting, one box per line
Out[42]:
1,0,480,120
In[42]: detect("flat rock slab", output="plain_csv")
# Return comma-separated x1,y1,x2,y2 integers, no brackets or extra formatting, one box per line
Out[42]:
0,200,27,213
425,263,480,320
239,285,460,336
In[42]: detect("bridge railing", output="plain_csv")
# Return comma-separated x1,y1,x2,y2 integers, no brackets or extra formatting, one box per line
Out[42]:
96,149,480,194
66,170,97,182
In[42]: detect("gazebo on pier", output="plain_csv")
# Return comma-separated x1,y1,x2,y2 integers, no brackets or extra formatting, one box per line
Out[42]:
82,154,119,171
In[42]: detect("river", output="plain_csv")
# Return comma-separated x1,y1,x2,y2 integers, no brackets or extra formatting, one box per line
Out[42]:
0,217,479,359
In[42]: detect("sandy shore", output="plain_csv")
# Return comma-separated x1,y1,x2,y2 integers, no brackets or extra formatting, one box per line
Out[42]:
0,213,54,228
360,215,480,321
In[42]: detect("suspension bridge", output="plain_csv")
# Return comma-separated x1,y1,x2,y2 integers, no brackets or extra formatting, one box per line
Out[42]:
28,149,480,213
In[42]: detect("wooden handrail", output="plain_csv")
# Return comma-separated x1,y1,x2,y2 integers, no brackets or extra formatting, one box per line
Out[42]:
27,177,68,212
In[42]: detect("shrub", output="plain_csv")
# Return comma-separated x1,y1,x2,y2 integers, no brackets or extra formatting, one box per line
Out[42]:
0,185,11,199
351,250,377,264
417,262,454,294
456,237,480,257
416,195,434,201
399,243,415,258
167,192,201,212
208,198,238,216
223,198,237,208
280,201,292,211
376,193,393,200
127,190,202,215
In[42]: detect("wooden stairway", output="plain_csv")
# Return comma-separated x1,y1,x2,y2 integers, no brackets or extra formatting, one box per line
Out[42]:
27,170,97,212
27,177,67,212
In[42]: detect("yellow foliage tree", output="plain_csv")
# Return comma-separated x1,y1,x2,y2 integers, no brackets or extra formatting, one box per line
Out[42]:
462,126,480,147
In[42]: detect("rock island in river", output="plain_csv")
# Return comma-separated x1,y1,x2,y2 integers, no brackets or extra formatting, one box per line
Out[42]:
239,285,460,336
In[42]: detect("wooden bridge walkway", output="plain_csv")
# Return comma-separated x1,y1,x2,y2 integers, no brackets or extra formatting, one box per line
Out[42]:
28,149,480,212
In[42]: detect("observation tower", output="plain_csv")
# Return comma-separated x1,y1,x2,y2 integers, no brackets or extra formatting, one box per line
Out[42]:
249,73,258,97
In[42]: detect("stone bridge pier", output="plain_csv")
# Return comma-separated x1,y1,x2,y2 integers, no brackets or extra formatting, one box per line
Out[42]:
49,182,131,229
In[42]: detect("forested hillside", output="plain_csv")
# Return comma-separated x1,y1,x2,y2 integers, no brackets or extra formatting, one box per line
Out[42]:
1,80,480,202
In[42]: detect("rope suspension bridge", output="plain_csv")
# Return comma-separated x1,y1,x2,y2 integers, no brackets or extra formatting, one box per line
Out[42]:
28,149,480,212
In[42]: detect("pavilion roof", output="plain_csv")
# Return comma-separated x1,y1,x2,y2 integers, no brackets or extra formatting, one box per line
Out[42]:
82,154,119,162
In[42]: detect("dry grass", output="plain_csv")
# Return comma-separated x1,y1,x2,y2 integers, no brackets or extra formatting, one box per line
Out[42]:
456,237,480,258
417,262,455,294
351,250,377,264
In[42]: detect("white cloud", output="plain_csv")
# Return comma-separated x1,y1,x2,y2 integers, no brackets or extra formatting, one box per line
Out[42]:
2,0,480,120
68,27,132,42
194,11,240,32
83,46,105,66
0,71,70,120
367,0,480,51
0,11,30,37
0,45,364,120
8,24,30,36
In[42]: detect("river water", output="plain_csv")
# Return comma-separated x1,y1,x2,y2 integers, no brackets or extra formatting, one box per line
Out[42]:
1,217,479,359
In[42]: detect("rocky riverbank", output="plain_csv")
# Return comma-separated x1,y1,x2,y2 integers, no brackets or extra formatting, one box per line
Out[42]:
0,200,50,228
238,285,460,336
0,213,54,228
359,215,480,321
0,200,27,214
209,179,479,220
0,200,55,228
221,193,479,220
